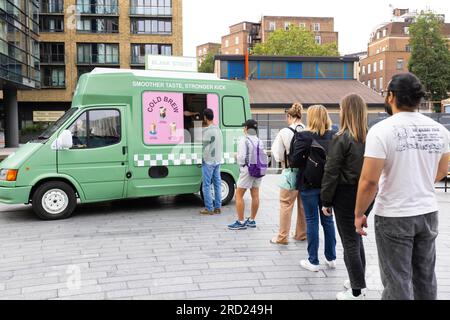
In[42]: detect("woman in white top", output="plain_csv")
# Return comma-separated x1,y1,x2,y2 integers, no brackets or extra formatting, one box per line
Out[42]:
270,103,307,245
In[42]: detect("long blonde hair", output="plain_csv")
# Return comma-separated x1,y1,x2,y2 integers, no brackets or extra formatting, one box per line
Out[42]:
306,105,332,136
338,94,368,143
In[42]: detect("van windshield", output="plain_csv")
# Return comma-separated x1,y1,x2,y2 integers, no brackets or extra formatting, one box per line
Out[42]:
38,108,79,140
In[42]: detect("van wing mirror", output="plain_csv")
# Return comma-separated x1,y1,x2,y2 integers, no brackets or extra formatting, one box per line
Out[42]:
51,130,73,150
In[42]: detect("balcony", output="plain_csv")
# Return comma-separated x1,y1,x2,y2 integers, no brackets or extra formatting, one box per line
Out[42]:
76,5,119,15
40,54,65,64
40,1,64,14
129,6,172,17
41,76,65,88
77,54,119,65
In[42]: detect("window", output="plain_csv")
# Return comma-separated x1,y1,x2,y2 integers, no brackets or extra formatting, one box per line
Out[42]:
376,49,379,54
382,29,387,37
313,23,320,31
382,46,386,52
368,63,371,74
131,43,172,64
373,79,377,90
362,65,366,75
373,61,377,73
299,22,306,29
130,18,171,34
77,17,119,33
367,81,371,89
269,21,276,31
397,58,404,70
222,96,246,127
39,16,64,32
315,35,321,45
69,109,121,149
40,42,65,63
235,49,239,54
284,22,290,30
377,31,380,39
41,0,64,13
41,66,65,88
235,36,239,45
404,26,409,35
379,77,383,91
130,0,172,16
76,0,119,14
203,48,207,54
379,60,384,71
225,39,229,48
77,43,119,64
405,45,411,52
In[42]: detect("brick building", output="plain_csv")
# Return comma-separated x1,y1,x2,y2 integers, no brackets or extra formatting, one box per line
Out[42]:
16,0,183,127
220,16,338,55
359,8,450,93
196,42,221,63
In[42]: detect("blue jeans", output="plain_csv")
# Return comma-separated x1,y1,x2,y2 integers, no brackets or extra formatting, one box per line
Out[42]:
202,163,222,211
300,188,336,265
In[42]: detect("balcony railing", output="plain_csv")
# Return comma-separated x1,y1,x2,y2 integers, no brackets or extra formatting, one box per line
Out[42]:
40,54,65,64
77,54,119,64
129,6,172,16
40,1,64,14
77,28,119,34
76,5,119,15
42,76,65,88
131,56,145,64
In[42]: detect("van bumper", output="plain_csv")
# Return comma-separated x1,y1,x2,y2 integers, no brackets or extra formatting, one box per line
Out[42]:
0,186,31,204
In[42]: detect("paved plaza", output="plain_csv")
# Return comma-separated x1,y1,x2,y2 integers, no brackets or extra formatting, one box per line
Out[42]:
0,175,449,300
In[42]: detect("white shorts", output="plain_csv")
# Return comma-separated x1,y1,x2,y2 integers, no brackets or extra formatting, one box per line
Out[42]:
237,167,262,189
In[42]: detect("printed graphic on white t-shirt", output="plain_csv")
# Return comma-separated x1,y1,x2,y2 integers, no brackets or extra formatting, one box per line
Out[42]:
365,112,450,218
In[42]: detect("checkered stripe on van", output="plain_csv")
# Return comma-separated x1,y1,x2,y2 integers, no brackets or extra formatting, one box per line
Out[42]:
133,153,237,167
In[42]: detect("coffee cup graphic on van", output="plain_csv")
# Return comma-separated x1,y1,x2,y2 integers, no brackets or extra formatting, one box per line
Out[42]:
169,122,177,138
159,107,167,120
149,122,157,135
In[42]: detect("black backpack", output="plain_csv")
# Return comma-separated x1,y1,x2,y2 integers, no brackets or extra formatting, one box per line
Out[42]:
302,139,327,189
286,125,305,168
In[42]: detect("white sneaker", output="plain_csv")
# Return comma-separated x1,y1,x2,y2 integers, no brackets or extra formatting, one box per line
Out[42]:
300,259,320,272
344,279,351,290
343,280,368,293
336,289,366,300
325,260,336,269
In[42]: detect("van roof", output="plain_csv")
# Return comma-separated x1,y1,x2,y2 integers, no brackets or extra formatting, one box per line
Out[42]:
91,67,227,82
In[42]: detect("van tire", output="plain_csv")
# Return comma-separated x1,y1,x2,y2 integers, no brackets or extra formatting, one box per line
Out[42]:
200,173,235,206
32,181,77,220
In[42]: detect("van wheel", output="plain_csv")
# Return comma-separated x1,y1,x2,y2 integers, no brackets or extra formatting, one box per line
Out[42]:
32,181,77,220
200,173,235,206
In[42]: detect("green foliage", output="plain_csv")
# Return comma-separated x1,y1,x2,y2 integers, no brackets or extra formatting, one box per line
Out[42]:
251,25,339,56
198,52,215,73
408,11,450,104
20,123,48,135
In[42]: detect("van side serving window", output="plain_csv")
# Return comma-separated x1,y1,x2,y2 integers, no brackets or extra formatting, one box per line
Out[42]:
68,109,121,149
222,96,246,127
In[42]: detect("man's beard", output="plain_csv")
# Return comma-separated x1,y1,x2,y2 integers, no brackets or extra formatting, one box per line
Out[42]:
385,104,393,116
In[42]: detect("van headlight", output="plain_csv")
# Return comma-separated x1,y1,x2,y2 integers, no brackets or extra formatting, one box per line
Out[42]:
0,169,18,182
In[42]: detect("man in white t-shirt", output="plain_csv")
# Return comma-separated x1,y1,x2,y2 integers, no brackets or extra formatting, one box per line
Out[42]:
354,73,450,300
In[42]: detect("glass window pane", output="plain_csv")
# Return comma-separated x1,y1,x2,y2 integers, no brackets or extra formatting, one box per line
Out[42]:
88,110,121,148
69,112,88,148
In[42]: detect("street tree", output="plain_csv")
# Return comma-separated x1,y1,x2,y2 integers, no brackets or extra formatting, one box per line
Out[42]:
198,52,215,73
408,11,450,111
251,25,339,56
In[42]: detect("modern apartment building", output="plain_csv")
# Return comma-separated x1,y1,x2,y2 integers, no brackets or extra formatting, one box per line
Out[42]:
220,16,338,55
0,0,40,147
196,42,220,63
359,8,450,93
17,0,182,127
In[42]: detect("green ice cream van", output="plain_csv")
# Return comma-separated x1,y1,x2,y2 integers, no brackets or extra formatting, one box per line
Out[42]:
0,68,252,220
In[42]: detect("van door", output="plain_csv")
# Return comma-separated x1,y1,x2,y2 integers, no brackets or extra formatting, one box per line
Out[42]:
57,107,127,201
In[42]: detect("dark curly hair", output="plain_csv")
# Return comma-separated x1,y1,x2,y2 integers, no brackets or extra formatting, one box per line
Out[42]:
387,73,426,110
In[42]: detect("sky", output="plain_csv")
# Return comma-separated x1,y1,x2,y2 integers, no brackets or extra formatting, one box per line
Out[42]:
182,0,450,57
